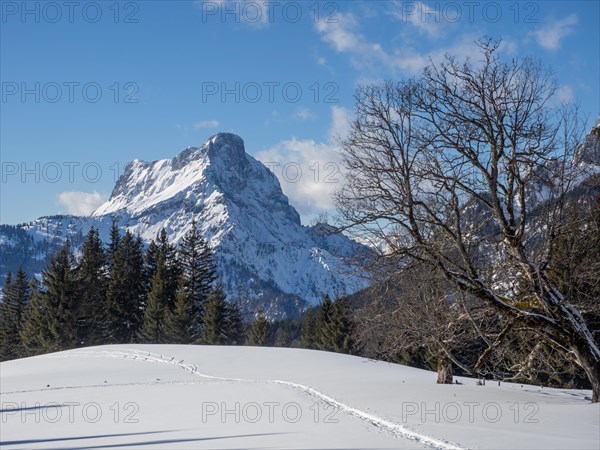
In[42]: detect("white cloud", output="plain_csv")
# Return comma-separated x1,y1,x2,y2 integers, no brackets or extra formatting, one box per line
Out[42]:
316,13,393,72
385,33,484,75
194,119,220,129
317,56,327,66
389,1,449,38
255,107,352,220
531,14,577,51
556,85,574,103
315,12,361,52
315,10,484,77
256,139,340,216
294,107,316,121
57,191,107,216
498,39,518,56
329,105,352,141
391,48,428,74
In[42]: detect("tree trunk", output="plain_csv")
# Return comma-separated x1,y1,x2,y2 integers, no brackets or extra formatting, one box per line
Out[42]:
459,276,600,402
573,340,600,402
545,282,600,403
436,355,453,384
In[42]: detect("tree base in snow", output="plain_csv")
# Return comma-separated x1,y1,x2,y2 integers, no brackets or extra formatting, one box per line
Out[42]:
436,355,453,384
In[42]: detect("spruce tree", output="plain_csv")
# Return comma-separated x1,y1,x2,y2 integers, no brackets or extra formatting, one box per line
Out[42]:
2,273,12,292
105,250,128,343
145,229,180,308
157,228,180,307
8,268,29,358
198,283,228,344
39,243,79,350
0,273,13,358
300,308,318,349
20,278,52,356
1,273,12,295
247,310,270,346
105,231,146,343
139,254,168,343
166,276,196,344
0,272,27,360
107,220,121,269
178,221,216,327
144,240,160,291
274,324,290,347
76,228,107,345
315,295,333,350
224,298,246,345
329,296,355,354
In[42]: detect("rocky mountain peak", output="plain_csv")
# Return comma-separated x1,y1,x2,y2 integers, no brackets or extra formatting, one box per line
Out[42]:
206,132,246,161
2,133,370,316
574,117,600,168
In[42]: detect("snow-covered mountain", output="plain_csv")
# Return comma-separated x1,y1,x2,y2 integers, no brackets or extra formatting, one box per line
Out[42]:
0,133,369,317
574,117,600,177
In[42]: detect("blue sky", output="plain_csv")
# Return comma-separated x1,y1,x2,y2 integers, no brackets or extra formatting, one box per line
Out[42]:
1,0,599,225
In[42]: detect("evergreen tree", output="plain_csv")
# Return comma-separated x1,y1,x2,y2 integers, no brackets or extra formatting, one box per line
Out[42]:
20,278,52,356
328,296,355,354
224,298,246,345
107,220,121,268
234,283,248,311
0,272,13,358
0,271,28,360
274,324,291,347
300,308,318,349
39,243,79,350
139,254,168,343
157,228,180,307
145,229,180,308
315,295,334,350
1,273,12,295
178,221,216,327
144,240,160,290
7,268,29,358
105,231,146,343
312,295,355,353
198,283,228,344
166,276,196,344
76,227,107,345
247,309,270,346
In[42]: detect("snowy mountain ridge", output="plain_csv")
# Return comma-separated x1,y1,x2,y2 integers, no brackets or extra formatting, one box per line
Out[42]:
0,133,369,317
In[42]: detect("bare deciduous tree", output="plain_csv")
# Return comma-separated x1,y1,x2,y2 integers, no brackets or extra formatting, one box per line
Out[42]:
336,39,600,402
352,266,489,383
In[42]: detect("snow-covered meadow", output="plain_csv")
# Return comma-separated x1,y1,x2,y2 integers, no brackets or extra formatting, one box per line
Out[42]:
1,345,598,449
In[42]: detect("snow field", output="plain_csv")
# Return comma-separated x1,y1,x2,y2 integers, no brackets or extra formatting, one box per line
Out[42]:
1,345,598,449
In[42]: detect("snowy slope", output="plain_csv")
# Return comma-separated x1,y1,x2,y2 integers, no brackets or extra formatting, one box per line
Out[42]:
1,345,598,450
0,134,369,316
